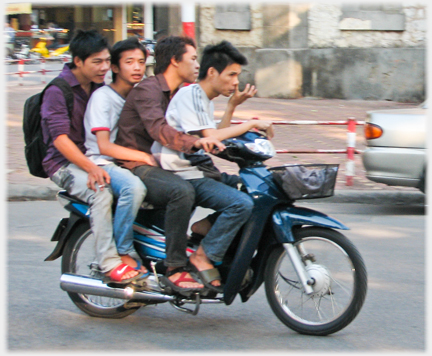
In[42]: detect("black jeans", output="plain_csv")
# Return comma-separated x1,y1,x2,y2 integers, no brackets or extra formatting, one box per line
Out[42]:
132,165,195,268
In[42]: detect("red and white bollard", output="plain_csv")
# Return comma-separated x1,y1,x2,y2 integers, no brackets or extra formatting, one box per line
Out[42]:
182,4,196,39
346,117,357,186
41,58,46,84
18,59,25,86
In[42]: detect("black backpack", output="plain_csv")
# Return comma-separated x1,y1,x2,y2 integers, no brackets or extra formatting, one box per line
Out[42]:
23,77,74,178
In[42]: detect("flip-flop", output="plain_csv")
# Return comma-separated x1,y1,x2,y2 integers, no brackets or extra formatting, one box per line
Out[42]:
133,259,150,278
160,266,203,296
104,263,148,286
189,263,224,293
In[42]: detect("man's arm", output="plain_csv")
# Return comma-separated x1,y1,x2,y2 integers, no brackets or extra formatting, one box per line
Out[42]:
54,134,111,191
201,119,274,141
96,131,158,166
133,86,225,153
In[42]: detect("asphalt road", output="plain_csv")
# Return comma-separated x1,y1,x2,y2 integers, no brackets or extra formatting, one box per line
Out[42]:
6,201,425,352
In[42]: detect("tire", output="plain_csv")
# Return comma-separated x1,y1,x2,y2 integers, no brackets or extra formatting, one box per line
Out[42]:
61,222,140,318
419,168,426,194
264,227,367,335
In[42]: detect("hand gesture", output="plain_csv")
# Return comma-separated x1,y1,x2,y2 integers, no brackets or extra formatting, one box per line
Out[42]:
229,83,257,107
194,136,226,153
87,165,111,192
253,120,274,139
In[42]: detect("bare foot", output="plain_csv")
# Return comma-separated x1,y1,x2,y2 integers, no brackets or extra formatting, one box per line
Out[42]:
167,267,204,289
191,217,212,236
120,254,148,274
189,245,221,287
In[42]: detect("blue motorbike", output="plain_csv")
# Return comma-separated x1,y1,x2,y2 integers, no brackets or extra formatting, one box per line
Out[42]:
46,131,367,336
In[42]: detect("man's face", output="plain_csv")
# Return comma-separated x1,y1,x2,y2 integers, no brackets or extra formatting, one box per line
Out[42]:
112,48,146,85
177,44,200,84
211,63,241,97
75,48,111,84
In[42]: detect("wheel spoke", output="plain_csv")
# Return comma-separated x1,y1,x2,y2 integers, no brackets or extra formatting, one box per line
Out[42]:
265,229,367,334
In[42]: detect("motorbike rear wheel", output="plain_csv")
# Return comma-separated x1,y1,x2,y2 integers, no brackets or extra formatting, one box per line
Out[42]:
264,227,367,335
61,222,141,318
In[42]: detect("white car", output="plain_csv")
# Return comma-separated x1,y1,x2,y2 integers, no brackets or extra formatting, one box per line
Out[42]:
361,101,427,193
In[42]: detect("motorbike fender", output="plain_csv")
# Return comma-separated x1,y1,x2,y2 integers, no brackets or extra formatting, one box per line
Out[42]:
44,213,86,261
272,206,349,243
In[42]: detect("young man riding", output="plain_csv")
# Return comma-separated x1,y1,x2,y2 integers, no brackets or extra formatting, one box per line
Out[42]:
41,30,144,284
151,40,273,291
115,36,224,294
84,37,157,277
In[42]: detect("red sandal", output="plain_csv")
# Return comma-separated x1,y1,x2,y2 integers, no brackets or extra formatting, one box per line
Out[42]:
160,266,203,296
106,263,148,285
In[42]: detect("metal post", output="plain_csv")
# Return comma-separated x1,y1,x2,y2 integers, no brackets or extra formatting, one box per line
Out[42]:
144,3,154,40
182,4,196,39
41,58,46,84
18,59,24,86
346,117,357,186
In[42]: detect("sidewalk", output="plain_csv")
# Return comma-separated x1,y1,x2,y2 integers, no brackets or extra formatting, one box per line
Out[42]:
6,82,425,204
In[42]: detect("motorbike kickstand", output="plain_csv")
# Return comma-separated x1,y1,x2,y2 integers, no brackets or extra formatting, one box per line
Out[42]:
170,293,201,316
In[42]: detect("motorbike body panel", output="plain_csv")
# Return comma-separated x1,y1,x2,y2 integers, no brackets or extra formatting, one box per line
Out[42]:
222,166,283,305
272,206,349,243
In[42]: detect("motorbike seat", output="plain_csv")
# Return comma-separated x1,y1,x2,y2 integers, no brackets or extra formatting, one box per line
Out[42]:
57,190,87,205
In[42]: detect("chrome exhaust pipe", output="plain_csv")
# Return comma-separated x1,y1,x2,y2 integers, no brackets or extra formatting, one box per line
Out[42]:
60,273,175,302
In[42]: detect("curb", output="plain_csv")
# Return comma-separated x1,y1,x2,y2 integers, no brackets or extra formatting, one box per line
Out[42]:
314,189,425,205
8,183,59,201
7,183,426,205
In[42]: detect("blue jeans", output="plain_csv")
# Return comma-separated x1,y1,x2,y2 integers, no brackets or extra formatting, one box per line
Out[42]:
103,163,147,255
132,165,195,268
188,177,254,262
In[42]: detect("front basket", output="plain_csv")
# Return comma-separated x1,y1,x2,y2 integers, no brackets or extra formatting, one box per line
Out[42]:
269,164,339,200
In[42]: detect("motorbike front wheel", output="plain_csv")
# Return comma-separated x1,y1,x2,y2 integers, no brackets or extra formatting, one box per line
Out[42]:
61,222,141,318
265,227,367,336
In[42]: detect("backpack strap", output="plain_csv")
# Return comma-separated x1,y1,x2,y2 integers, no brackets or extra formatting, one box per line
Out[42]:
40,77,74,118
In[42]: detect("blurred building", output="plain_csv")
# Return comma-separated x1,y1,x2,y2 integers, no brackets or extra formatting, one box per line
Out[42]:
196,3,426,102
6,2,426,102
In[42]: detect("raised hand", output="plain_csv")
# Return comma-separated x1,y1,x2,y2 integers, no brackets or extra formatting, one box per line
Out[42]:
229,83,257,107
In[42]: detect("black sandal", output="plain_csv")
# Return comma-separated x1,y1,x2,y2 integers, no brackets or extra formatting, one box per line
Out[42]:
160,266,203,296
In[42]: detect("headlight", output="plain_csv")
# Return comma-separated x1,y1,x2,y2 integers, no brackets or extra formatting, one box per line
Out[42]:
245,139,276,157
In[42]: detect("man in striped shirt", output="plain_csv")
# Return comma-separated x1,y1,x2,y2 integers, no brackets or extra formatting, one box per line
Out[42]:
151,41,273,291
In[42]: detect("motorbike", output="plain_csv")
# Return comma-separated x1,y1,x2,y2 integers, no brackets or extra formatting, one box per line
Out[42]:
46,131,367,336
6,39,40,63
30,37,70,61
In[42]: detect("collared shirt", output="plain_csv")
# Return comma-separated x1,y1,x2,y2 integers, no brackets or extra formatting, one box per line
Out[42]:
115,73,198,170
151,84,216,180
40,63,103,177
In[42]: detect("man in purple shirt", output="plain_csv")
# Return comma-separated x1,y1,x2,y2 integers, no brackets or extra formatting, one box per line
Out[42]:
40,30,145,284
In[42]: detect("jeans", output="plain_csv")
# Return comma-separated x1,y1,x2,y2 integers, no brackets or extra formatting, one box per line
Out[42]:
132,165,195,268
188,177,254,262
103,163,147,255
51,163,121,273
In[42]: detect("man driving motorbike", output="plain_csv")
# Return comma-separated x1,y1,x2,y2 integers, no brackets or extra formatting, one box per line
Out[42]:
151,40,273,291
115,36,224,294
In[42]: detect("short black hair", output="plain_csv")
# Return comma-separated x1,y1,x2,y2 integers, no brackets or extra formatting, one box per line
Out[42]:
69,29,110,69
198,41,247,80
110,36,147,82
154,35,196,75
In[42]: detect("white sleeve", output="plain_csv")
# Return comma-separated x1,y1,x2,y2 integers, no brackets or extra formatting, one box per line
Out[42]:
170,86,216,134
84,88,113,135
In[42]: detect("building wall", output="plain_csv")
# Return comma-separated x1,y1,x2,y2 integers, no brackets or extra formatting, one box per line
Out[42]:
308,3,427,48
197,3,426,102
198,4,263,47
